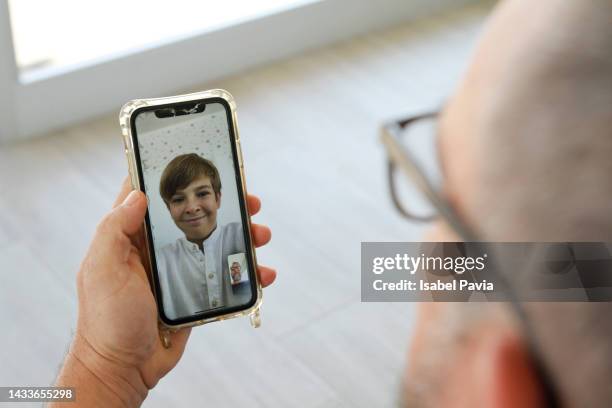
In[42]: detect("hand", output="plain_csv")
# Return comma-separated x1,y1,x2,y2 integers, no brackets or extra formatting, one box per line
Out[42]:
61,178,276,406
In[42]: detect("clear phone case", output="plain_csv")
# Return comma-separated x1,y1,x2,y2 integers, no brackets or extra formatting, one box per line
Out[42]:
119,89,262,333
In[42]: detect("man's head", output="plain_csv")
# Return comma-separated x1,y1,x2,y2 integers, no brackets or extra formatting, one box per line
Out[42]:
405,1,612,407
159,153,222,241
439,0,612,241
231,261,242,283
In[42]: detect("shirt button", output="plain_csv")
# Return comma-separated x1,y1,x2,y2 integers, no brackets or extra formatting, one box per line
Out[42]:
208,273,215,279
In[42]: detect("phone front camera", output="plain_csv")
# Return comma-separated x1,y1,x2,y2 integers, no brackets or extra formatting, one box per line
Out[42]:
155,108,175,118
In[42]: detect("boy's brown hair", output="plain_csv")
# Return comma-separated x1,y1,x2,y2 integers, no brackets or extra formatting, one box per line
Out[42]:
159,153,221,203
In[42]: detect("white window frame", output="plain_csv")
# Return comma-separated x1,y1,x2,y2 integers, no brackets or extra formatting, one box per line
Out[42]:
0,0,472,142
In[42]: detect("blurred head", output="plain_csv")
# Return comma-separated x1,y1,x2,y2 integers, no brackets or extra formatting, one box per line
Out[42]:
404,0,612,407
159,154,222,242
231,261,241,282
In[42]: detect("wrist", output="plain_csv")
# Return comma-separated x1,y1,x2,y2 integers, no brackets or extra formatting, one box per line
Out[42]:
53,333,148,408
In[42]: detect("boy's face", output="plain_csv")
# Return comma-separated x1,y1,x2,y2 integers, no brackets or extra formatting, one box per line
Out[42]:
167,176,221,241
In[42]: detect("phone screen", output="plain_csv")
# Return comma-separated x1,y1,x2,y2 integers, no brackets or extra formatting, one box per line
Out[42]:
131,98,256,325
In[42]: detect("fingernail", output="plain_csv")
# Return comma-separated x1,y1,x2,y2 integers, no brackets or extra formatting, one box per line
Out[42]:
123,190,140,207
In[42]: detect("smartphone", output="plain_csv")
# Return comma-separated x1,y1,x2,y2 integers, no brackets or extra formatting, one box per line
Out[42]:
119,89,262,329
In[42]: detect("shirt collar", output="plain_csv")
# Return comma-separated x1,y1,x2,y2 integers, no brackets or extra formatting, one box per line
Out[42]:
179,224,220,252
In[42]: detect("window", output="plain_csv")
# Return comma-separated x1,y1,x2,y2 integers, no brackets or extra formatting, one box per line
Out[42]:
0,0,468,142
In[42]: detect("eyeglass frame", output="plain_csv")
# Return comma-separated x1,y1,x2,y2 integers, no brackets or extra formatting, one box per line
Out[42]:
380,111,561,408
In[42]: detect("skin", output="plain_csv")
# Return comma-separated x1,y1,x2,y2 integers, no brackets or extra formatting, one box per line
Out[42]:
51,178,276,407
167,176,221,247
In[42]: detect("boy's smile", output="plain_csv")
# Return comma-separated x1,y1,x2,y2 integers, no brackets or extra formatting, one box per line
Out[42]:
167,176,221,243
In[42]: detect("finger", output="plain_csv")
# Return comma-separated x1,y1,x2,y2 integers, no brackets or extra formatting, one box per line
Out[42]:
93,191,148,263
170,326,191,343
132,224,148,257
164,327,191,355
251,223,271,248
257,265,277,287
113,177,133,209
144,327,192,387
113,178,150,252
246,194,261,216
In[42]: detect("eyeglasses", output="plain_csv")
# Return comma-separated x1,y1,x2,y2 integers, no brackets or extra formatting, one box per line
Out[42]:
381,111,478,240
380,111,561,408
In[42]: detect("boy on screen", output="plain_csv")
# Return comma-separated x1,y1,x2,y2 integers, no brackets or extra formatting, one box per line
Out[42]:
155,153,250,320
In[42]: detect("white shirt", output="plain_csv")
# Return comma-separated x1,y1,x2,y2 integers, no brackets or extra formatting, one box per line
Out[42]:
156,222,251,320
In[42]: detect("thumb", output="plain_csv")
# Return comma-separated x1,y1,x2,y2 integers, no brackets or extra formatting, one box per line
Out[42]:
92,190,147,261
111,190,147,236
